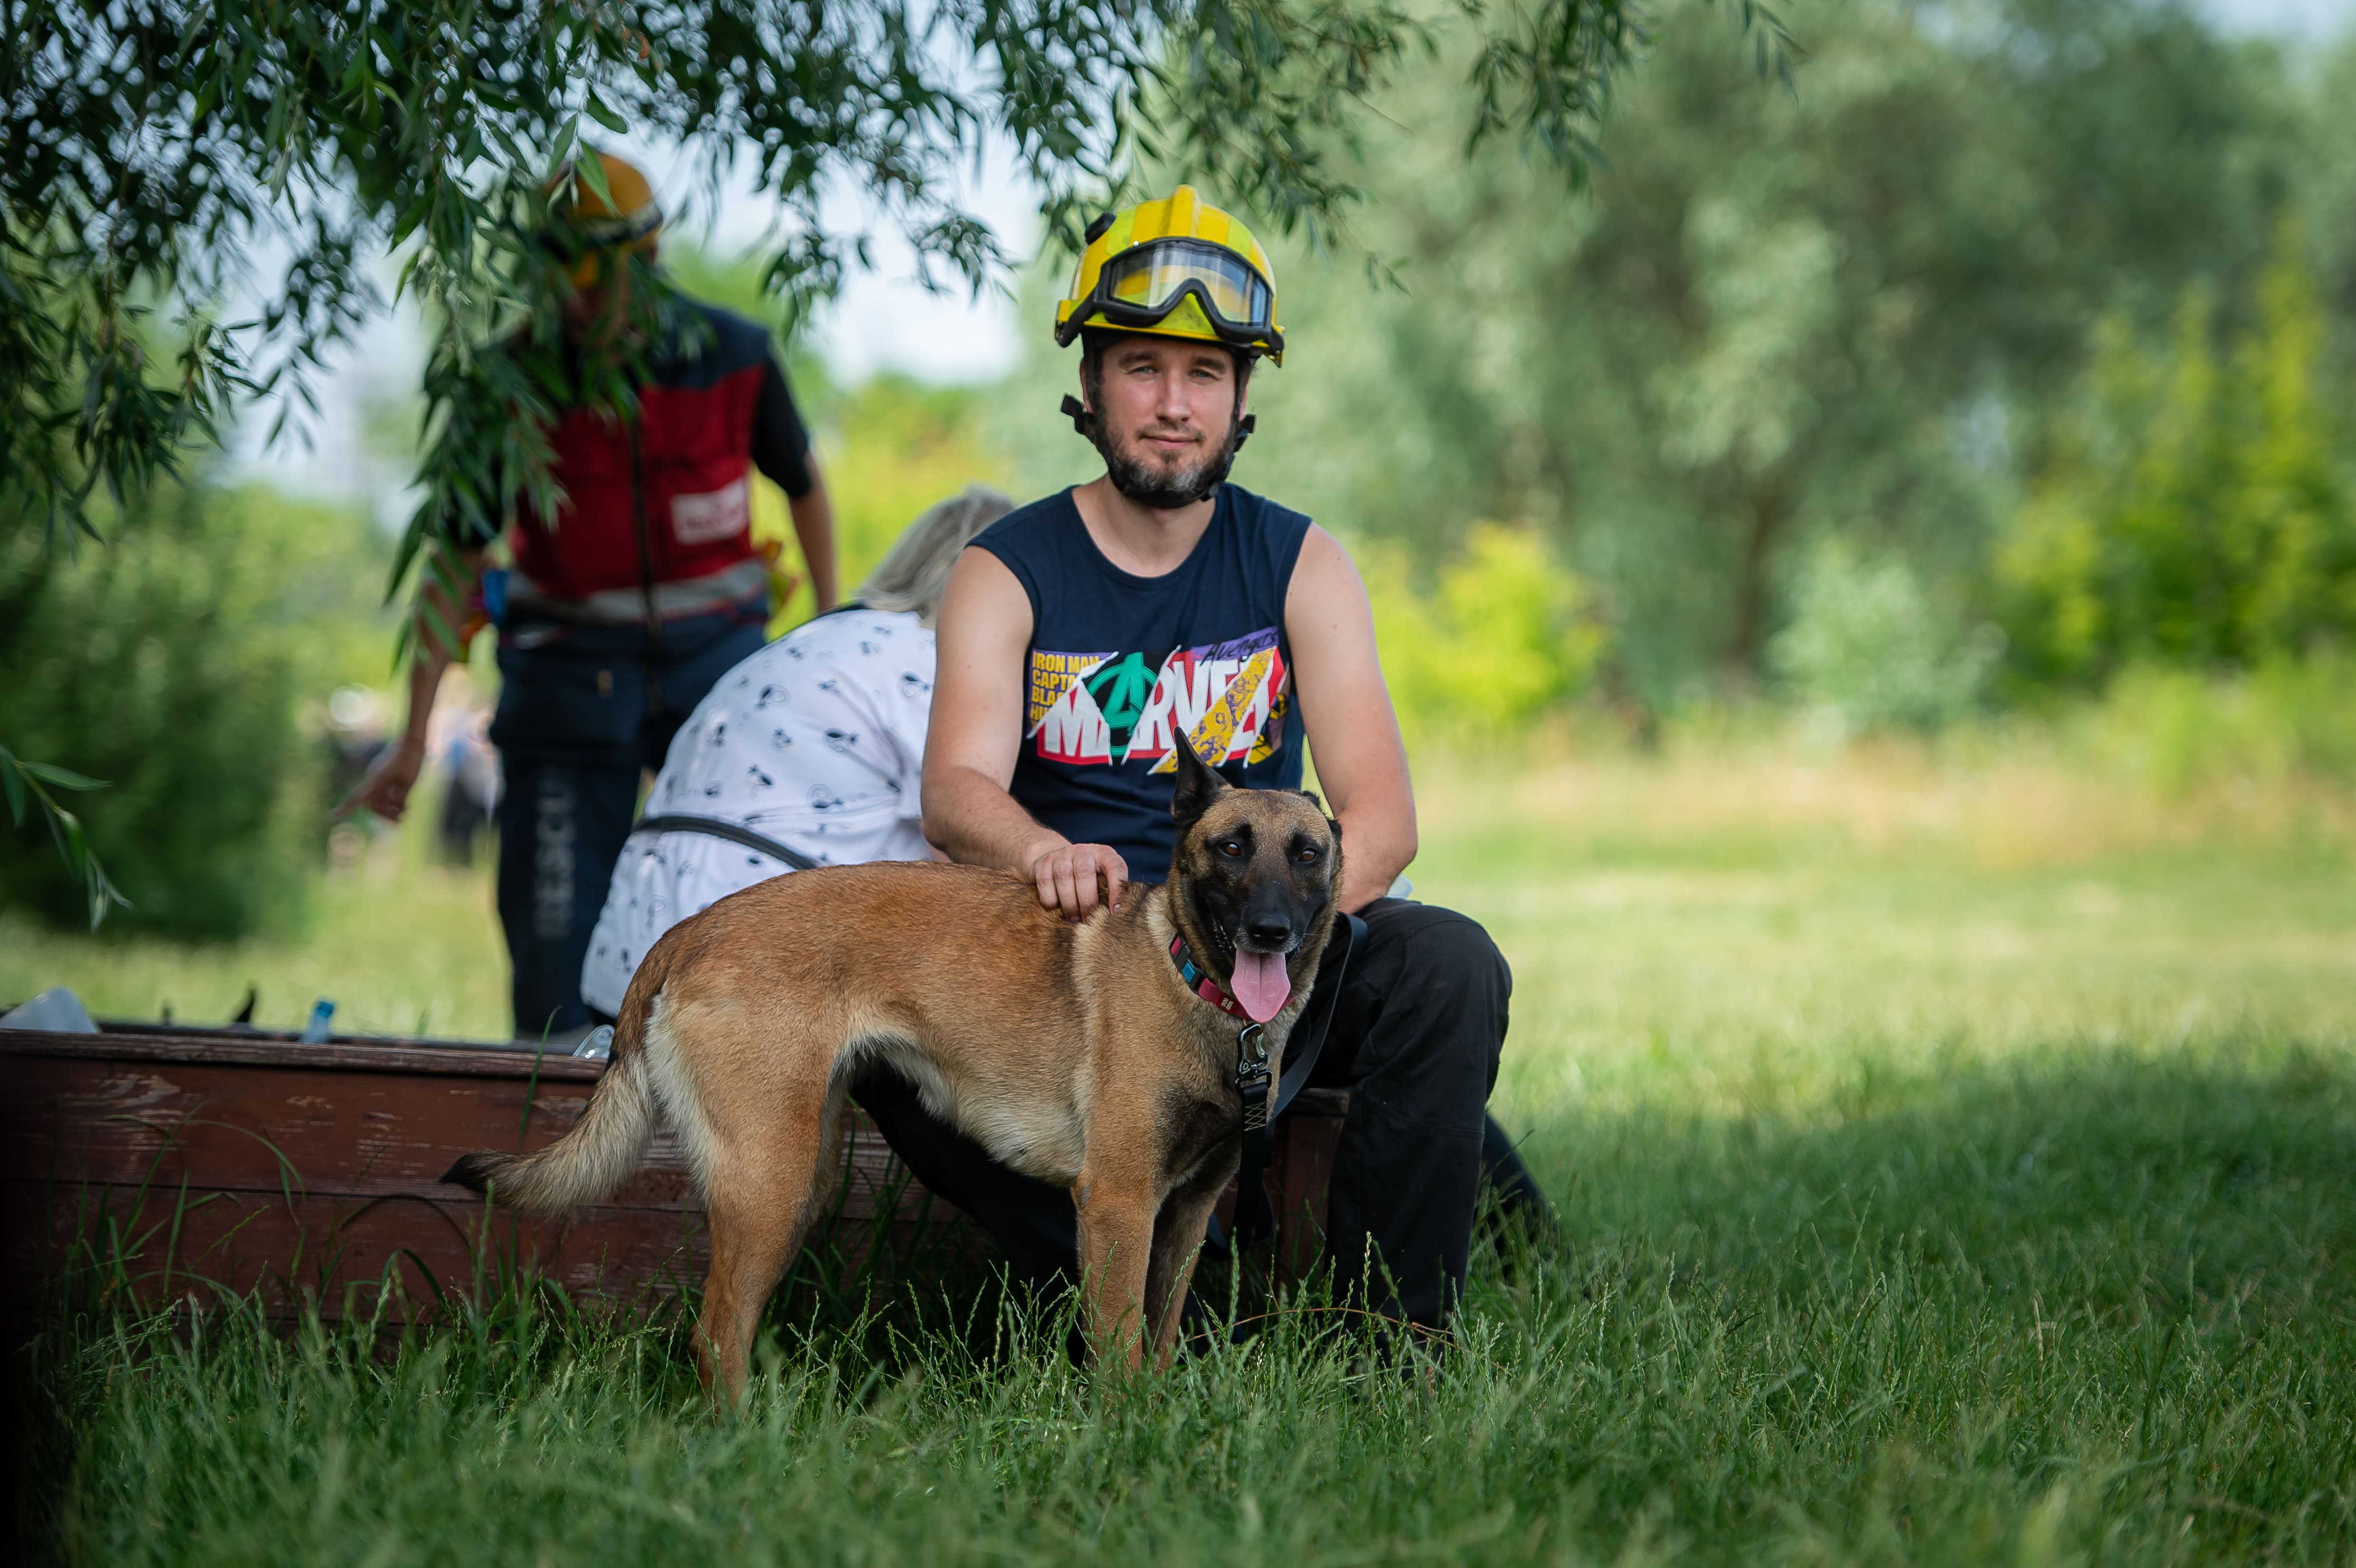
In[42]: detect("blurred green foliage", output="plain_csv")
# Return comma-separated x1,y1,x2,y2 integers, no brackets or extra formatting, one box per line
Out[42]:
2067,652,2356,796
1250,0,2294,699
19,0,2356,958
1363,524,1607,742
1998,226,2355,687
0,484,398,939
785,376,1013,621
1773,536,2002,740
1138,0,2329,720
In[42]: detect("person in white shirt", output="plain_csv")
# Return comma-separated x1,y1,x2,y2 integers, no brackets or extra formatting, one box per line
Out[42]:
578,487,1013,1018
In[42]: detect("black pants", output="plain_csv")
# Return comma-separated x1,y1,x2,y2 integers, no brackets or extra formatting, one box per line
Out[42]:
491,608,767,1039
853,897,1520,1331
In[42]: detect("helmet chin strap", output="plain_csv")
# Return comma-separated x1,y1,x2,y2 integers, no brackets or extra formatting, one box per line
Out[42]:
1060,394,1258,451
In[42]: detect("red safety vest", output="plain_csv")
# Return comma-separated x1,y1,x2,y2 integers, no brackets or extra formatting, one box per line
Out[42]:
507,303,790,620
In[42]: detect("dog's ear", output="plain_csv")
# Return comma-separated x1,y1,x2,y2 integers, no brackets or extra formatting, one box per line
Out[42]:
1168,737,1228,831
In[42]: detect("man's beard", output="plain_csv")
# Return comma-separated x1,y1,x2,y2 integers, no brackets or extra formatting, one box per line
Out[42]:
1092,412,1247,511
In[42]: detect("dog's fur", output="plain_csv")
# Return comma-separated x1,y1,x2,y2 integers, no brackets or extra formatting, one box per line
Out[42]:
442,741,1342,1399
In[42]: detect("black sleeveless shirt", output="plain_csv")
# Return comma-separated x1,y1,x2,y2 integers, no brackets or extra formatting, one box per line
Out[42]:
970,484,1312,881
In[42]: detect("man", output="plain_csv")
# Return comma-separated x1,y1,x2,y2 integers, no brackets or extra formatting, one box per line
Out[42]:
910,186,1522,1340
343,150,837,1040
578,487,1013,1019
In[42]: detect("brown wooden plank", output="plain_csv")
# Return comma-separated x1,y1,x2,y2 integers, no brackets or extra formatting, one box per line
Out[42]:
25,1174,981,1323
27,1184,701,1320
0,1026,603,1082
6,1052,675,1202
5,1053,948,1224
1272,1105,1345,1278
1,1028,1352,1315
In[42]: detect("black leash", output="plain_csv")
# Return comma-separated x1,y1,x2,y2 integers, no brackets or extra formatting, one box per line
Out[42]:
630,813,821,871
1172,911,1362,1248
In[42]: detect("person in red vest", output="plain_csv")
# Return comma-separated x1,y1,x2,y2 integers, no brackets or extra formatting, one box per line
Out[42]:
341,150,836,1040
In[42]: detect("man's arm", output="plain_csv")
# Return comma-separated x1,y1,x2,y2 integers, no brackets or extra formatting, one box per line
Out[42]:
337,545,489,824
790,458,838,612
921,547,1130,916
752,355,837,613
1286,525,1417,913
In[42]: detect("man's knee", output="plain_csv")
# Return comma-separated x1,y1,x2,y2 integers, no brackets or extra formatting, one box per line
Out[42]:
1360,904,1511,1089
1426,910,1511,1001
1432,914,1510,1088
1387,906,1511,1014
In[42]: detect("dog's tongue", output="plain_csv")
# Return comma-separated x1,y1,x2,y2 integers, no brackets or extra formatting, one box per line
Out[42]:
1227,950,1291,1023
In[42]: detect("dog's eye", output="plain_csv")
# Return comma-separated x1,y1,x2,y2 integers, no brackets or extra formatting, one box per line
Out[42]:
1217,840,1244,858
1295,847,1320,864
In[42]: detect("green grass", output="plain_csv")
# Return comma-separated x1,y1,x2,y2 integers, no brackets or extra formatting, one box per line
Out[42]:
23,741,2356,1564
2,813,513,1040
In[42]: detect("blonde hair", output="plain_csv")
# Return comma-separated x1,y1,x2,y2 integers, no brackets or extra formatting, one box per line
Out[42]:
858,486,1017,623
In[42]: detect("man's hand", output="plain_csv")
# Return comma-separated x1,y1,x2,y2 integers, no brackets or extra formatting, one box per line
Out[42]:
340,543,487,828
1028,840,1128,919
337,738,427,824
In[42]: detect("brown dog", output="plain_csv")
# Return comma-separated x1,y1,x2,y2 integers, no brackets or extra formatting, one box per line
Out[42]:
443,740,1342,1399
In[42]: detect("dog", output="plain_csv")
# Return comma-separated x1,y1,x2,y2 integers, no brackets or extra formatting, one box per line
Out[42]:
442,739,1343,1400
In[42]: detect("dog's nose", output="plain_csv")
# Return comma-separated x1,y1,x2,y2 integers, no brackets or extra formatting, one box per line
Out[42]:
1243,917,1293,950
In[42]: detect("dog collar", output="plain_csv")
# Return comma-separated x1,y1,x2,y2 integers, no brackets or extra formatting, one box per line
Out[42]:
1169,933,1254,1023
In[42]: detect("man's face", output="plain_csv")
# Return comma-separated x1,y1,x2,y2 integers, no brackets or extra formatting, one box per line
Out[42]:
1085,336,1245,507
558,240,650,346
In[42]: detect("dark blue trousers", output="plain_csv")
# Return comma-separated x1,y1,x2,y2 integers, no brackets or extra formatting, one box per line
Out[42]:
489,608,766,1039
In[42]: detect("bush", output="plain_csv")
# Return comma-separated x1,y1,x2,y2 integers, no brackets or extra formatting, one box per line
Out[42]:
1997,224,2356,688
1772,535,2001,739
2068,652,2356,797
0,483,396,940
1362,524,1606,744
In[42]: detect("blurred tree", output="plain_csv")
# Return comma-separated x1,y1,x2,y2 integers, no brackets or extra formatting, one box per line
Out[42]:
0,484,399,938
775,378,1013,621
1,0,1797,562
2292,31,2356,336
3,0,1790,901
1772,535,2002,737
1361,523,1607,742
1996,225,2354,686
1232,0,2301,706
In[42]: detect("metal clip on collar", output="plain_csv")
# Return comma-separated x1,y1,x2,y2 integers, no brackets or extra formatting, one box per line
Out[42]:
1235,1022,1271,1132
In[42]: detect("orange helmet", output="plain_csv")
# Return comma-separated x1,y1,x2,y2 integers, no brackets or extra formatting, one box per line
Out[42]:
545,150,663,287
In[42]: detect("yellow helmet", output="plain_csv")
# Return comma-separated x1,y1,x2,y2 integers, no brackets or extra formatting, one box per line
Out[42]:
1055,186,1284,365
545,150,663,287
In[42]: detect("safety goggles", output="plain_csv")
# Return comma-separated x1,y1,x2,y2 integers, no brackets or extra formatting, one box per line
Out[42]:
1060,238,1280,354
538,207,661,257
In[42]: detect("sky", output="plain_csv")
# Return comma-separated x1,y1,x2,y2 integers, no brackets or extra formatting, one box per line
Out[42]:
229,0,2353,510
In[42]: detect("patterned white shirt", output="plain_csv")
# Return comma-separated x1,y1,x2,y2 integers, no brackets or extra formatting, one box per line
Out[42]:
579,608,936,1016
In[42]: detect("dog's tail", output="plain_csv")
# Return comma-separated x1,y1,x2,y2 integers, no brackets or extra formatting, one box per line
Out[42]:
440,930,685,1217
